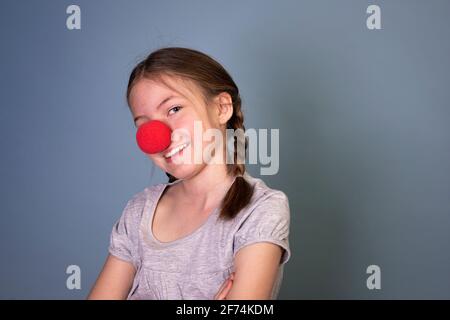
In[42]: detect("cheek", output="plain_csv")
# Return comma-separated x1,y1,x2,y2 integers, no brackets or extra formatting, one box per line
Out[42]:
147,154,160,164
178,108,213,130
171,115,197,140
148,153,167,166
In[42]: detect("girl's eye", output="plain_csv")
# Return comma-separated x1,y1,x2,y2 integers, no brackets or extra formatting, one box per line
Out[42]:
168,105,182,116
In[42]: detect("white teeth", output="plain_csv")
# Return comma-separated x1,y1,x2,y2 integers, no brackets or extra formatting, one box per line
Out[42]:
164,143,188,158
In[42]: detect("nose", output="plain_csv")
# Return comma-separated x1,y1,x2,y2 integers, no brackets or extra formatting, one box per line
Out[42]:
136,120,172,154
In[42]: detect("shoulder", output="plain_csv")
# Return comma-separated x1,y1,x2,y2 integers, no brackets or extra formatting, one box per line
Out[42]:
243,172,290,213
234,172,290,225
117,183,163,224
230,173,291,265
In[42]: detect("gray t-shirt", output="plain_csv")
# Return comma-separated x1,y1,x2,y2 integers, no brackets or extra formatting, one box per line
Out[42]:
108,172,291,300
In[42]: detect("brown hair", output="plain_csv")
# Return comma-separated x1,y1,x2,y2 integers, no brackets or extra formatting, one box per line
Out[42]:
126,47,254,220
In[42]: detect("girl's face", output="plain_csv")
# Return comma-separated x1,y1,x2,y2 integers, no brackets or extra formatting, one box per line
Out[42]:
129,76,229,180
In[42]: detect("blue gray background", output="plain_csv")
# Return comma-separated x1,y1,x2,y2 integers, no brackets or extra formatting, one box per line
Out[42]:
1,0,449,299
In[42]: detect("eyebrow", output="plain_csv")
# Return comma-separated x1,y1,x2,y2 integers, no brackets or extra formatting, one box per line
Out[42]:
133,95,177,124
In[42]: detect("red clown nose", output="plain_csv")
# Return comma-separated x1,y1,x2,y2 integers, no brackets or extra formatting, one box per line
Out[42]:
136,120,172,154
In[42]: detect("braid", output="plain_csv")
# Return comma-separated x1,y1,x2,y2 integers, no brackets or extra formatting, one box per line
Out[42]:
226,92,247,177
219,90,255,220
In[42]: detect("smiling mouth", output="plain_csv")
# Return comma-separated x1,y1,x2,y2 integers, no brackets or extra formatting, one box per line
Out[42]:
163,142,190,159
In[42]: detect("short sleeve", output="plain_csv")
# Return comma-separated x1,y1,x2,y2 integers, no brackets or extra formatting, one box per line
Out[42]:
233,191,291,265
108,193,145,269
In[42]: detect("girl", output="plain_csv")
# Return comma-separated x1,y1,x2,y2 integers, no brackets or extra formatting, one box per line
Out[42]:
88,47,291,300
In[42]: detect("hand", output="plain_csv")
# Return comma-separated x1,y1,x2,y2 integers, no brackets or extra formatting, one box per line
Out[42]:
213,272,235,300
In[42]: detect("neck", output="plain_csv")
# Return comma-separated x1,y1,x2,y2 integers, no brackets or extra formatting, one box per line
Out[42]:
177,164,235,210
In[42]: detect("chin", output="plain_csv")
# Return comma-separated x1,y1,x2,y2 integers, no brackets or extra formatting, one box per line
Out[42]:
165,163,205,181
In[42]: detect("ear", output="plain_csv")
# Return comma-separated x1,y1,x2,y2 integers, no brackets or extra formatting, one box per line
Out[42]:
215,92,234,126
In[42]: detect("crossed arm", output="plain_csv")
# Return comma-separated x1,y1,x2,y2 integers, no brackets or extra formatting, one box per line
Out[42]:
216,242,283,299
88,242,283,300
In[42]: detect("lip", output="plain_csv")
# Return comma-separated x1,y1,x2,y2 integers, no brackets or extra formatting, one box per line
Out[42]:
163,142,190,159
